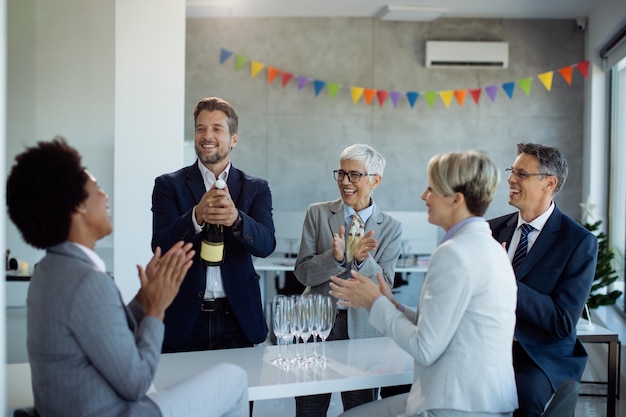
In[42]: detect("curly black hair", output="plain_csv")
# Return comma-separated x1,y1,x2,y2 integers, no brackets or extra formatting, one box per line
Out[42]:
6,137,89,249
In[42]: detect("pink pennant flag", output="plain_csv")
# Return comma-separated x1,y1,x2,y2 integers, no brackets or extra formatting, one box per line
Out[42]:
281,72,293,87
376,90,388,107
576,61,589,78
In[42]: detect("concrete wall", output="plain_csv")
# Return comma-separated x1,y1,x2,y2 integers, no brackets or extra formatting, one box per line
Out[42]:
185,18,586,220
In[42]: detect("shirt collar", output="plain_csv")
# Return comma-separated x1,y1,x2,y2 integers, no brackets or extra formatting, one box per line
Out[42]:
343,200,374,225
517,201,555,232
70,242,106,273
440,216,484,245
197,160,230,188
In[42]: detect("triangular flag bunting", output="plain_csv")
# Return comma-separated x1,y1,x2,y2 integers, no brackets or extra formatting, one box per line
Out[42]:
538,72,553,91
313,80,326,96
576,61,589,79
518,78,532,96
439,90,454,108
389,91,402,108
281,72,293,87
363,89,376,105
424,92,438,108
220,48,233,64
485,85,498,102
558,66,573,85
250,61,264,78
267,67,279,84
234,55,248,71
351,87,364,104
454,90,466,107
469,89,481,104
502,82,515,99
406,92,419,108
328,83,341,99
376,90,388,107
297,76,309,90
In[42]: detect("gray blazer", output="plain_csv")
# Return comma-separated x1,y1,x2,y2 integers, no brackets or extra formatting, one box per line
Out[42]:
27,242,162,417
294,199,402,338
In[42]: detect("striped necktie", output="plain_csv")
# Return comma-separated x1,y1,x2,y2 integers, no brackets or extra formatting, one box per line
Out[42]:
512,223,535,272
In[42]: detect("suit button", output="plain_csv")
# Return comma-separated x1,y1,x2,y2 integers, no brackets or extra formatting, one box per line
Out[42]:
197,292,203,299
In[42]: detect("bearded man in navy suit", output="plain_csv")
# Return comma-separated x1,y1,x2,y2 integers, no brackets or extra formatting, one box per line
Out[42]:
152,97,275,352
488,143,597,417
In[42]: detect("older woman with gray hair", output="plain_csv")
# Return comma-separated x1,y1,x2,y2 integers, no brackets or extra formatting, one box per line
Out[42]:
330,150,518,417
294,143,402,417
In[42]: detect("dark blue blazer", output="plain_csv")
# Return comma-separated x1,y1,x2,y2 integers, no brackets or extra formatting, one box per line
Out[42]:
151,162,275,347
488,206,597,390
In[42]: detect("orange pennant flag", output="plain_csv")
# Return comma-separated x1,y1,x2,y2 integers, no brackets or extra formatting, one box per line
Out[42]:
453,90,466,107
576,61,590,78
558,66,573,85
363,89,376,106
281,72,293,87
538,71,554,91
351,87,364,104
439,91,454,108
250,61,264,78
376,90,388,107
267,67,280,84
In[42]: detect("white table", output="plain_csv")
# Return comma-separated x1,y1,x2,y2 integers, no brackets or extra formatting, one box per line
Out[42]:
5,337,414,412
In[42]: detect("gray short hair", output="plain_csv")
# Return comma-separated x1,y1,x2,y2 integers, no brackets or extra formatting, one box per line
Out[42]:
427,150,500,216
516,143,568,194
339,144,386,182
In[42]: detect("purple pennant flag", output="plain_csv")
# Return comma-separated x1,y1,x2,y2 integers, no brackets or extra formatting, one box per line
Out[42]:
313,80,326,96
220,48,233,64
485,85,498,102
297,76,309,90
389,91,402,108
502,82,515,99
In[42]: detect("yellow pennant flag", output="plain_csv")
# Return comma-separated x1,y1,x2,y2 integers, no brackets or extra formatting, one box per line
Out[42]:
250,61,264,78
538,71,554,91
351,87,364,104
439,91,454,108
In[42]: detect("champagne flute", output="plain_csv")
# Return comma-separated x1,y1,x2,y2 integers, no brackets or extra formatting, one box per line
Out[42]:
271,295,288,366
290,295,303,364
298,295,313,365
309,294,322,363
318,296,335,366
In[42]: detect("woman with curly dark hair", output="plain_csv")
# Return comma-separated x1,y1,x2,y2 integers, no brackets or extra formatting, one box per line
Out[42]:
6,137,249,417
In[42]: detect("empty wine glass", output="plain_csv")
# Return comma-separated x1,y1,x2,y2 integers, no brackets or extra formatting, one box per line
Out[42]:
298,295,313,365
271,295,289,366
290,295,303,364
318,296,335,366
308,294,322,363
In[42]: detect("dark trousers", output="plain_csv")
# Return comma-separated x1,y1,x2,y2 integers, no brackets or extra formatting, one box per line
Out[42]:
162,308,252,353
513,341,554,417
295,310,378,417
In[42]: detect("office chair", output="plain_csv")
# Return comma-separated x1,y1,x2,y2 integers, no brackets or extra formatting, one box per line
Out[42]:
541,380,580,417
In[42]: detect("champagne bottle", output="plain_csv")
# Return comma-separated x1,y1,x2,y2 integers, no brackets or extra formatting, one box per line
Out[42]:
200,179,226,266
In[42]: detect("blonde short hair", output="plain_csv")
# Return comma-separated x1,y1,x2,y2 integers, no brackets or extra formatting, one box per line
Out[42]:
427,150,500,216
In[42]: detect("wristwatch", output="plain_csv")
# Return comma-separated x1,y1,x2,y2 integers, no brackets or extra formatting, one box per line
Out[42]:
232,214,244,233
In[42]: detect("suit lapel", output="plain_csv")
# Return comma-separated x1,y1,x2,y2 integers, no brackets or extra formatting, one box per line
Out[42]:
226,167,242,203
186,162,207,203
328,199,345,234
516,208,562,279
495,213,518,246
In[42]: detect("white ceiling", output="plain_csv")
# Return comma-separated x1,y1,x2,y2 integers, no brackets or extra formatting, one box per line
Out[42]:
186,0,596,20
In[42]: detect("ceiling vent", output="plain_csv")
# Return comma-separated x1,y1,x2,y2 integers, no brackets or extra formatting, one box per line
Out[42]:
425,41,509,69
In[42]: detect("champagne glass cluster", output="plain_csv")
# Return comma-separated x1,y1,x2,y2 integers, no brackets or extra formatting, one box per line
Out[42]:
272,294,335,369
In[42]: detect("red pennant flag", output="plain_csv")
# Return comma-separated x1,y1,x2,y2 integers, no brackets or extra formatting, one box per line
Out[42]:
267,67,279,84
363,89,376,106
376,90,388,107
558,66,573,85
469,89,481,104
281,72,293,88
576,61,589,79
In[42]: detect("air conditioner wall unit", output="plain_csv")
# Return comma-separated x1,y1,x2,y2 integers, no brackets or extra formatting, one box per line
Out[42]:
425,41,509,69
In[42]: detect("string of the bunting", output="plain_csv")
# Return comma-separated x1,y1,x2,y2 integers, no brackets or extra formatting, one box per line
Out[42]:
219,47,589,109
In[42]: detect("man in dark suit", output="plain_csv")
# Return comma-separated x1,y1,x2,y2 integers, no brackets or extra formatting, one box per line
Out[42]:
488,143,597,417
152,97,276,352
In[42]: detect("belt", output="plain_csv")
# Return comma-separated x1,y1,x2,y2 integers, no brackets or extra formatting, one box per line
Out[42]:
201,298,230,312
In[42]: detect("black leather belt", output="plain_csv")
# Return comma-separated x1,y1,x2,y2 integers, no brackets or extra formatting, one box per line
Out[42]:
201,298,230,312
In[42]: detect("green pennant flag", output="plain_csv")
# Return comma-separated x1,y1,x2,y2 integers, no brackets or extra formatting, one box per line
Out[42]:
424,92,438,107
328,83,341,99
234,55,248,71
518,77,533,96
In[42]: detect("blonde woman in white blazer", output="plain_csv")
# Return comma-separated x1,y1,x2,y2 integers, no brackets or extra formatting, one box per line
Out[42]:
330,150,518,417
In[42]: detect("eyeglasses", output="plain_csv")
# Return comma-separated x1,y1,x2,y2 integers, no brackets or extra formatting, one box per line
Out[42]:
333,170,376,184
505,168,551,180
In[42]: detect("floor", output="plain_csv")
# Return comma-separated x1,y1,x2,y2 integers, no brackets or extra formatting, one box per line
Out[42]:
6,273,626,416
